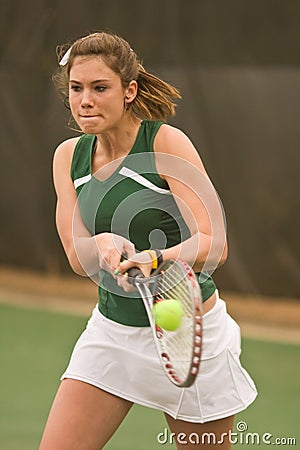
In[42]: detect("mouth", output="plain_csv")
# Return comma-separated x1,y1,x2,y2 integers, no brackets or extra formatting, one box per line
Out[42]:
79,115,99,118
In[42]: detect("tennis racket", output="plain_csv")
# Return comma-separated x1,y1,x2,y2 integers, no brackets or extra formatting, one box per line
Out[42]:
127,259,203,387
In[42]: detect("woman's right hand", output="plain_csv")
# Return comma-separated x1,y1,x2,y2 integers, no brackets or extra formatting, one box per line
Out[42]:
94,233,136,275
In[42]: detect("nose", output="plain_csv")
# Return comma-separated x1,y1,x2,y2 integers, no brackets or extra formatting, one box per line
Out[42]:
80,89,94,108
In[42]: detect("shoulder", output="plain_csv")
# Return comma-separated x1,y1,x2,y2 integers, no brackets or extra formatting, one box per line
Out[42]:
153,124,207,175
52,137,82,192
53,136,81,172
155,123,187,142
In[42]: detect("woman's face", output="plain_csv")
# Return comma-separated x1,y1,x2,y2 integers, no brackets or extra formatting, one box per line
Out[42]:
69,56,132,134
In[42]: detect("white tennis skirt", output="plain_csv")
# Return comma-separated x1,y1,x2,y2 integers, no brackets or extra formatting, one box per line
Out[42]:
61,291,257,423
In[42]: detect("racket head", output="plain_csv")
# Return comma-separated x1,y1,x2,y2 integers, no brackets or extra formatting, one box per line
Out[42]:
151,259,203,387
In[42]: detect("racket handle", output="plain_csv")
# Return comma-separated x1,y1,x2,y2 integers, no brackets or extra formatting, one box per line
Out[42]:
127,267,143,285
121,254,144,284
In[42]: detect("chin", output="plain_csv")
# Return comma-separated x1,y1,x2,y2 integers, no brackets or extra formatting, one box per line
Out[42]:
82,126,97,134
79,118,107,134
78,123,100,134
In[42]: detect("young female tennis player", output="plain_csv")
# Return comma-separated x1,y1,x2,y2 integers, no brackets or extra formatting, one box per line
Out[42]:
39,31,257,449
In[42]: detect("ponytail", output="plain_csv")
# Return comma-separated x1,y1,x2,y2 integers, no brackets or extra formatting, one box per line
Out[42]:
130,64,181,121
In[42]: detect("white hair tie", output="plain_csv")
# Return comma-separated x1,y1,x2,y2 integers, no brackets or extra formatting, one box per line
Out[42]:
59,47,72,66
59,44,134,66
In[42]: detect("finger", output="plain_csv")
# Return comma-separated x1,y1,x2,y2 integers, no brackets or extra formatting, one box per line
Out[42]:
116,256,153,277
100,255,116,274
123,242,136,259
114,259,135,275
116,273,136,292
109,249,127,273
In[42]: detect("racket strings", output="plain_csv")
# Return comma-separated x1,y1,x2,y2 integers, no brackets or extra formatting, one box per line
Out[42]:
155,264,196,380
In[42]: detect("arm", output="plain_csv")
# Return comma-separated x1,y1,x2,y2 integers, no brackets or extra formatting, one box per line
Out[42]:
53,139,135,277
154,124,228,273
118,124,227,275
53,137,97,276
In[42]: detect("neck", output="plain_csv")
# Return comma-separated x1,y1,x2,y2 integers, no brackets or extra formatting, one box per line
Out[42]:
95,116,142,160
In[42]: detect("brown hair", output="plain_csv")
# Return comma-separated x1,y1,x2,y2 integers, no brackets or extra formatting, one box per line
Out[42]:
52,31,181,121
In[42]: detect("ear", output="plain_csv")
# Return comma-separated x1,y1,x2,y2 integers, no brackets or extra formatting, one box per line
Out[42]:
124,80,138,105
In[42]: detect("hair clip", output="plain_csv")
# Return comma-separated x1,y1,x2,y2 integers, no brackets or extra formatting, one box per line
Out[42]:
59,47,72,66
59,43,133,66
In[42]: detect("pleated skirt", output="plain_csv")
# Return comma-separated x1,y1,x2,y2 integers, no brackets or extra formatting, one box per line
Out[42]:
61,291,257,423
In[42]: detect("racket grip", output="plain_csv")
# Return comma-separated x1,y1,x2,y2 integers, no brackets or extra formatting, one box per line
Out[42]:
127,267,143,285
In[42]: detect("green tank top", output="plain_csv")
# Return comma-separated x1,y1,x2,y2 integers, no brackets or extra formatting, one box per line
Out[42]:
71,120,216,326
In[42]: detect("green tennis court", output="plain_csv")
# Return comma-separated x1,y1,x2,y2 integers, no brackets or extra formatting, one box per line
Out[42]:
0,303,299,449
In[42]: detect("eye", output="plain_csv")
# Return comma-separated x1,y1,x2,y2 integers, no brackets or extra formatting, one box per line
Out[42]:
95,85,107,92
70,84,81,92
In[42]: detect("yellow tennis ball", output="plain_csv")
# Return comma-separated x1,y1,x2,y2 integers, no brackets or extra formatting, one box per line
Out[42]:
153,299,183,331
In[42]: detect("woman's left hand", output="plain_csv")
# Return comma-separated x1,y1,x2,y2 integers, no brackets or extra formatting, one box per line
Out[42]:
114,251,153,292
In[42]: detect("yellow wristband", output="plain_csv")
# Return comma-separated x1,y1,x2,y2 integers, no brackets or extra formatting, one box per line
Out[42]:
142,250,158,270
